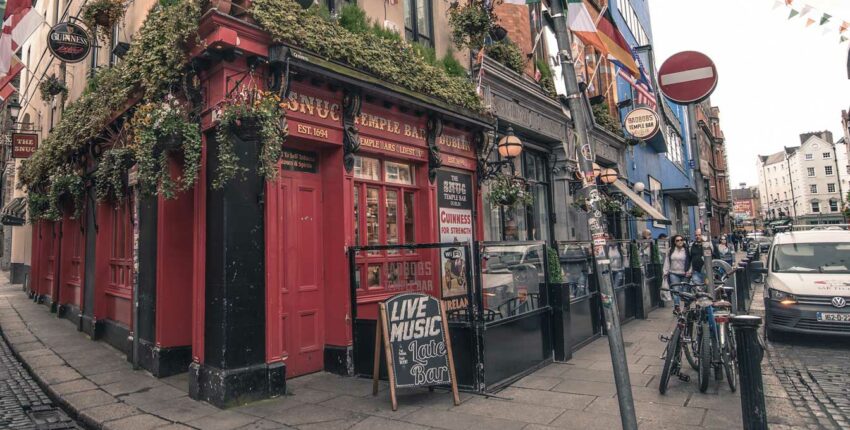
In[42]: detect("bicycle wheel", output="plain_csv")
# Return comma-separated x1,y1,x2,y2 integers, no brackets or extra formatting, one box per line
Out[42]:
683,317,699,370
659,325,681,395
698,321,711,393
724,325,738,392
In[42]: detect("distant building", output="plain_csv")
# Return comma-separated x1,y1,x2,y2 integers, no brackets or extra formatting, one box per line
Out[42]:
731,185,761,232
757,132,849,226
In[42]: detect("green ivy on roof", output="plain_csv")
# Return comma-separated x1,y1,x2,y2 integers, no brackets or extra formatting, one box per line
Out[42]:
251,0,483,113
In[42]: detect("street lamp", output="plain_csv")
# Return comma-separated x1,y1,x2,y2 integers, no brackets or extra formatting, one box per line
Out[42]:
633,181,645,194
497,126,523,159
8,100,21,122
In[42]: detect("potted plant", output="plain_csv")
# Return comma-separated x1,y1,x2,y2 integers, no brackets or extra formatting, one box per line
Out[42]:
82,0,125,42
213,84,285,188
448,0,496,52
130,94,201,198
39,75,68,102
486,173,533,207
628,205,645,219
599,196,623,214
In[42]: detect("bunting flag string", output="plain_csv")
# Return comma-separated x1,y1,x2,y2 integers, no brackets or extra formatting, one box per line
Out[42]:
773,0,850,44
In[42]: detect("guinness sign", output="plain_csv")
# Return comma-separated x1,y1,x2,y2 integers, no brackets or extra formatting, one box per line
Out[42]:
47,22,91,63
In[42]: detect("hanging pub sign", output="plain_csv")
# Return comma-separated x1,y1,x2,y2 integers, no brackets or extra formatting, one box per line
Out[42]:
11,133,38,159
372,293,460,411
47,22,91,63
436,170,473,310
623,107,660,140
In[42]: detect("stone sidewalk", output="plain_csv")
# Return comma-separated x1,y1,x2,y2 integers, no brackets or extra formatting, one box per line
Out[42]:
0,274,803,429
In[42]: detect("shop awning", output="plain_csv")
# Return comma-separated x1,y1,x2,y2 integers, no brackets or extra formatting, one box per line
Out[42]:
610,180,672,225
663,187,699,205
1,197,26,226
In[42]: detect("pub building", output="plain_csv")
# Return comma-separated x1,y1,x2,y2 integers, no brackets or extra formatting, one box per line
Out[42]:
22,5,667,408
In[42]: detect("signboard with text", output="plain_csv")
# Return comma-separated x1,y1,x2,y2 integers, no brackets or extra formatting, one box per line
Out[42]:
373,293,460,411
47,22,91,63
281,148,318,173
623,107,660,140
11,133,38,159
436,171,473,302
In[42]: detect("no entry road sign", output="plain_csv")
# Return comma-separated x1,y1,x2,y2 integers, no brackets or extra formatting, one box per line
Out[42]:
658,51,718,105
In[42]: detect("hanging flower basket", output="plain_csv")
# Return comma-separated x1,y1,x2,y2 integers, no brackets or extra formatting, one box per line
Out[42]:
487,173,533,207
39,75,68,102
130,95,202,199
628,206,645,218
212,84,286,189
82,0,125,42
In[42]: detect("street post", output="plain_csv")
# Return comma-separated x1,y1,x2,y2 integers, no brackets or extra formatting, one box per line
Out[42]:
547,2,638,428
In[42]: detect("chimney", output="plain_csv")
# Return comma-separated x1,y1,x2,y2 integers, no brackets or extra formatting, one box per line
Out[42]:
799,130,834,144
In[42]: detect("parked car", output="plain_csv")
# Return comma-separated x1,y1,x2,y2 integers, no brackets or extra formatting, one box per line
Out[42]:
752,230,850,340
480,244,544,317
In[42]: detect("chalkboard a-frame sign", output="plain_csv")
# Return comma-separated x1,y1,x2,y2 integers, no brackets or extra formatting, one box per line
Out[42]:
372,293,460,411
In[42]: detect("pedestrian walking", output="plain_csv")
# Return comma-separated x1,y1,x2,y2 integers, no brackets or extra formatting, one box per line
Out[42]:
662,234,691,313
717,236,735,266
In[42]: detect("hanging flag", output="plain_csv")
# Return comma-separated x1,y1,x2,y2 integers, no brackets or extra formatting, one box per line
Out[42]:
617,67,656,110
567,0,606,53
0,62,23,100
841,35,848,43
820,13,831,25
785,0,793,5
841,21,849,33
502,0,540,4
772,0,783,10
0,17,13,76
597,6,639,76
799,5,813,17
789,9,799,19
11,8,43,47
806,18,815,27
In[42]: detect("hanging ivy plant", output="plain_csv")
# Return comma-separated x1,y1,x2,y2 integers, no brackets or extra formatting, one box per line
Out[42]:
213,86,285,188
447,0,495,53
592,102,623,135
600,196,623,214
486,173,533,207
44,169,86,220
131,95,202,198
628,205,645,218
39,74,68,102
94,147,136,202
535,59,556,98
27,189,51,223
82,0,125,43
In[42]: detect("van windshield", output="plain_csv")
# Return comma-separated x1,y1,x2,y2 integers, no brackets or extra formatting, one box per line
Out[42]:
772,243,850,273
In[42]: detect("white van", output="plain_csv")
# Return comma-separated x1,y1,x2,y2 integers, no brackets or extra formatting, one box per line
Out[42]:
753,229,850,340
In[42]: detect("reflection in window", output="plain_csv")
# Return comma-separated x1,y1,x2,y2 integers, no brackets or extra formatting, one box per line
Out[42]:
367,264,382,288
479,244,545,320
385,161,414,185
353,187,360,245
366,188,380,246
404,192,415,244
354,156,380,181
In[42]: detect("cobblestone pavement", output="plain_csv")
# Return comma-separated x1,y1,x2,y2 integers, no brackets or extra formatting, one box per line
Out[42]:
750,283,850,430
0,296,77,429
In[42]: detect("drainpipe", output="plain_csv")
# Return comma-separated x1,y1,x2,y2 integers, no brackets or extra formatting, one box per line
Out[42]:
785,152,797,220
833,145,846,223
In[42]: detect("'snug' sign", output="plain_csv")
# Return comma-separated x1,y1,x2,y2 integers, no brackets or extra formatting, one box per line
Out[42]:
373,293,459,411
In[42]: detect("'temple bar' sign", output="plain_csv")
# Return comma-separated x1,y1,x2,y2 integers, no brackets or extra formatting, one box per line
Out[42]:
12,133,38,159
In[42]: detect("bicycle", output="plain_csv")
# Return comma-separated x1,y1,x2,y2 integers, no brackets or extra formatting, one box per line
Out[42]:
658,288,697,394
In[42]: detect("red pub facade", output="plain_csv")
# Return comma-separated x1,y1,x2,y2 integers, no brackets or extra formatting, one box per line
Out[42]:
28,10,492,407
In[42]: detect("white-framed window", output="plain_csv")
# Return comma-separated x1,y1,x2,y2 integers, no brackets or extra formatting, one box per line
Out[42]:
823,152,832,159
830,199,839,212
805,153,813,160
825,165,834,176
807,167,816,177
828,183,836,193
810,184,818,194
665,126,683,167
811,201,820,213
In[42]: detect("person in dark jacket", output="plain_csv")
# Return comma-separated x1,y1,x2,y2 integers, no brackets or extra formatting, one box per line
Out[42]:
690,229,720,285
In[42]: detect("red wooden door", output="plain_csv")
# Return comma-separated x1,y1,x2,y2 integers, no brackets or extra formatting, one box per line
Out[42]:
278,170,325,377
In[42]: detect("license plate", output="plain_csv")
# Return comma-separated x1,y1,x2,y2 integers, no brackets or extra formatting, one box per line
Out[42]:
816,312,850,322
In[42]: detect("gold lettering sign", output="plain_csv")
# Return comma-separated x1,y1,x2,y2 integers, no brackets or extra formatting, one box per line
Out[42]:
296,123,330,139
438,134,471,153
284,91,341,122
360,137,424,158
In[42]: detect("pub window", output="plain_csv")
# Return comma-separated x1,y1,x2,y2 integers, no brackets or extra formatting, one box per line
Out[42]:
404,0,432,46
385,161,414,185
353,156,418,250
483,149,550,242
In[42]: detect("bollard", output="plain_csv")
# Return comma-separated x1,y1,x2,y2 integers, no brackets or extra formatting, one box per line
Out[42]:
736,261,749,313
733,315,768,430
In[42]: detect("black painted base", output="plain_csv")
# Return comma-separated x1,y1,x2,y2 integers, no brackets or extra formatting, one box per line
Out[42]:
57,304,83,331
10,263,29,285
324,345,354,376
80,315,104,340
137,339,192,378
100,319,131,356
43,296,57,313
189,361,286,408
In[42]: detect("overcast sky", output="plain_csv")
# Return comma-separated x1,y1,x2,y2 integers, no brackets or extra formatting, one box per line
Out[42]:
648,0,850,188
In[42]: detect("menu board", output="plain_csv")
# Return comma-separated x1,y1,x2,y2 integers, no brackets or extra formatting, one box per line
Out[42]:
373,293,460,411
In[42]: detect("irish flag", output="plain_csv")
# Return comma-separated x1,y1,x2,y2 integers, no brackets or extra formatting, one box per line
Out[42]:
567,0,606,53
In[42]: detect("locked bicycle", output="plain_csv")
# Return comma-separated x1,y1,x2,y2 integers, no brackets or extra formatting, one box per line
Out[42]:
658,288,698,394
